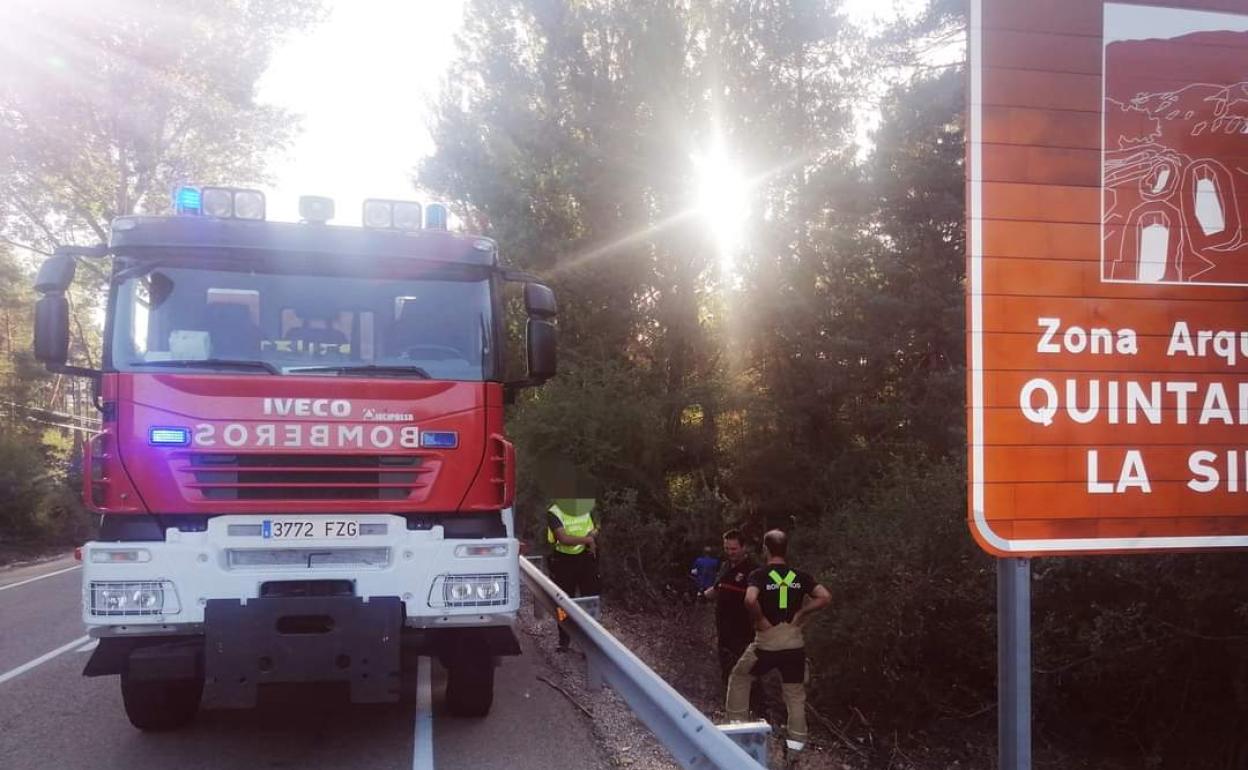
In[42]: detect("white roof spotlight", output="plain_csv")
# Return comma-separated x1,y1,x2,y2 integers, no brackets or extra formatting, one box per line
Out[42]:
199,187,267,220
200,187,234,218
362,199,394,229
299,196,335,224
392,201,423,231
362,199,424,231
233,190,266,220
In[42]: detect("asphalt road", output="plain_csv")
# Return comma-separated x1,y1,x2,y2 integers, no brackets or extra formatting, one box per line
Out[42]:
0,557,610,770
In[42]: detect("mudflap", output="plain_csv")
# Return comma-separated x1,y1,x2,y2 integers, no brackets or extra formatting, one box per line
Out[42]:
202,596,402,709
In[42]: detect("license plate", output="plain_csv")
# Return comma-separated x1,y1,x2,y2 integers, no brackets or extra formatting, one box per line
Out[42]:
261,519,360,539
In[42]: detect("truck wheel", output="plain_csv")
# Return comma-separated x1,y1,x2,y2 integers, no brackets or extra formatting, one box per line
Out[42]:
444,657,494,717
120,672,203,731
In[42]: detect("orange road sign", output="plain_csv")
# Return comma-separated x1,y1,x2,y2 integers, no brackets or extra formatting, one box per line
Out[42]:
968,0,1248,555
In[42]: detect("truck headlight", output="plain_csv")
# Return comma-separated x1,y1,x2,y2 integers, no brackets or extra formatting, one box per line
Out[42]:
89,581,180,617
438,574,508,607
475,579,503,600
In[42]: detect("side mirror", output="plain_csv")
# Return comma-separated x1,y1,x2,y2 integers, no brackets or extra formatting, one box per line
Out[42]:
526,319,557,381
34,254,77,294
524,283,557,318
34,294,70,365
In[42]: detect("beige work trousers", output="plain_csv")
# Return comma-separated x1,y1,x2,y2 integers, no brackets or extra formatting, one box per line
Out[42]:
724,622,808,745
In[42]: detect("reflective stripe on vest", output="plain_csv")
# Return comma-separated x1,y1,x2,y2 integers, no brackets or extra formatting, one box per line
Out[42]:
548,504,594,555
769,569,797,610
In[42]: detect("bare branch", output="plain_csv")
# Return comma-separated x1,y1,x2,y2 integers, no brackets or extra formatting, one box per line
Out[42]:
534,675,592,718
9,196,65,248
58,177,112,242
66,294,97,370
0,236,52,257
75,206,109,244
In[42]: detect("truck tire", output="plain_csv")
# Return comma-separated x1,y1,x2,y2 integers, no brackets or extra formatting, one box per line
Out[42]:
444,657,494,717
120,672,203,731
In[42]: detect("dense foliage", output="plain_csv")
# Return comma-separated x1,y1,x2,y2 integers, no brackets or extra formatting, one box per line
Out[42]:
422,1,1248,765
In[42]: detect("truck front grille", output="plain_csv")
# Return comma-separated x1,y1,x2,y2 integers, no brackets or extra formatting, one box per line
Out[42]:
178,453,430,501
226,548,391,570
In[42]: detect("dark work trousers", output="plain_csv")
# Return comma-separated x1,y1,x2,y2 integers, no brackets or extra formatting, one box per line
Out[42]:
719,632,766,718
548,550,600,648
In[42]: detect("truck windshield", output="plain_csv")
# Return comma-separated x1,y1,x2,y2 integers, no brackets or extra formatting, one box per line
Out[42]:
109,262,495,381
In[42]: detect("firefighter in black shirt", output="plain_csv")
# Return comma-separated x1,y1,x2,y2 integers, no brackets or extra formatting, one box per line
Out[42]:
702,529,763,715
726,529,830,757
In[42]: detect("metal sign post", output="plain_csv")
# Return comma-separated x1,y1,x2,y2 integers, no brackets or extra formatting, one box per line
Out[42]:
998,558,1031,770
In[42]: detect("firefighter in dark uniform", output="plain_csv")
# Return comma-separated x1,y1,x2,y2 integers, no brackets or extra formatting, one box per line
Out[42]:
727,529,831,759
702,529,763,716
546,498,600,651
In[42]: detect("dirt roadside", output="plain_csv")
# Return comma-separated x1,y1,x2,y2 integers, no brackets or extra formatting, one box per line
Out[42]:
0,543,75,571
517,587,869,769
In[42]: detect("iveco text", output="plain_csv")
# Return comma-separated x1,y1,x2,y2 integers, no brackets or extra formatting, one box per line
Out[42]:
262,397,352,417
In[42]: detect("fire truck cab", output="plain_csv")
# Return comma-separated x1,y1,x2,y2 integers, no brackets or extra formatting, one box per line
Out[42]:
32,189,556,730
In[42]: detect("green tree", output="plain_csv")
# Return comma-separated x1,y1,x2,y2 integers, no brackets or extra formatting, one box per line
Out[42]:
0,0,322,251
0,0,322,547
421,0,864,515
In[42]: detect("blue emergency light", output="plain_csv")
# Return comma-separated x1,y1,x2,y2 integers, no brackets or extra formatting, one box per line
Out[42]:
174,186,202,215
148,427,191,446
420,431,459,449
425,202,449,230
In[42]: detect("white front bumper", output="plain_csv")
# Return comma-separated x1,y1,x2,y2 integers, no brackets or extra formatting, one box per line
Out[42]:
81,514,518,633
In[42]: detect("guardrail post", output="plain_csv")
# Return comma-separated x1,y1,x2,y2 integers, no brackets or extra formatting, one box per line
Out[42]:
524,555,548,619
573,595,603,692
572,595,600,619
717,721,770,766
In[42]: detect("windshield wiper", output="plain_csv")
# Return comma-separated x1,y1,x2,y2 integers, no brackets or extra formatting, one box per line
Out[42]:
128,359,280,374
286,364,432,379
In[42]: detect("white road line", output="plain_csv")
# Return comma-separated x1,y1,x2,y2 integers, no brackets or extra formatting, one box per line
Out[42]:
412,655,435,770
0,564,81,593
76,639,99,653
0,635,91,686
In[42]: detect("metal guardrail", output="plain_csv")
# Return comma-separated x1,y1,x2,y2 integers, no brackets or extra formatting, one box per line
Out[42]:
519,556,769,769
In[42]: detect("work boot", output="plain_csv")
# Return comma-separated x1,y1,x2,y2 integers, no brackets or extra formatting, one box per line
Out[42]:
783,738,805,769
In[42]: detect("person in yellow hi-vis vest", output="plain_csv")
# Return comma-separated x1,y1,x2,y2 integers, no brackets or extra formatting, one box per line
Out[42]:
726,529,830,761
546,497,600,651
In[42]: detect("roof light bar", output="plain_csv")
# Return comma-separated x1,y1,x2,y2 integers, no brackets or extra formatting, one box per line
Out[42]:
181,186,267,221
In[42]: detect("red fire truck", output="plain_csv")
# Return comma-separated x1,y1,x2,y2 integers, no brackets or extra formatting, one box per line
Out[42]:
32,188,557,730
